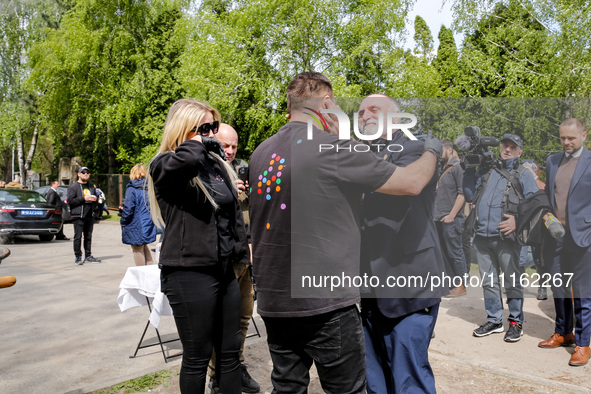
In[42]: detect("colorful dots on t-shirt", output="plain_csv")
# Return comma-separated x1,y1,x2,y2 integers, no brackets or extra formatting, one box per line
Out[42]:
266,223,271,229
255,152,287,210
297,139,302,144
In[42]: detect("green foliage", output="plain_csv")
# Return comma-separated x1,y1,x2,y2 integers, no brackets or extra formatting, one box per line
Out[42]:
450,0,591,99
432,25,464,96
28,0,186,173
413,15,434,61
0,0,68,180
460,1,551,97
1,0,589,176
180,0,412,159
94,369,175,394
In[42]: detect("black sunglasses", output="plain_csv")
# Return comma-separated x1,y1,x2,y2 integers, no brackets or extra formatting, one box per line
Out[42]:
80,171,90,174
191,121,219,136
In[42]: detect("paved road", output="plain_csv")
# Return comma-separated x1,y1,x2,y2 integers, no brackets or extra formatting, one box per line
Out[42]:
1,221,186,393
2,220,591,393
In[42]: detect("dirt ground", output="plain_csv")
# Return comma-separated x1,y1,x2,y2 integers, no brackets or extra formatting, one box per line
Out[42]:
120,343,575,394
117,302,587,394
110,286,591,394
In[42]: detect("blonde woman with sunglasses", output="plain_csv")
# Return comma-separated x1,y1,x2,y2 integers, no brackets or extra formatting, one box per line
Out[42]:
148,99,249,394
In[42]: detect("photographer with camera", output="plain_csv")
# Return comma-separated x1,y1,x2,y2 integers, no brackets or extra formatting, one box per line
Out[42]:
462,130,538,342
208,123,259,394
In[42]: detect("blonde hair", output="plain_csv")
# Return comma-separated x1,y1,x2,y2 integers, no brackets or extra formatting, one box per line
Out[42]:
130,164,147,181
147,99,238,229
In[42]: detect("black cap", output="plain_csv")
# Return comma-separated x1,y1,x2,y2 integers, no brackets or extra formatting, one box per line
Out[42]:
500,133,523,149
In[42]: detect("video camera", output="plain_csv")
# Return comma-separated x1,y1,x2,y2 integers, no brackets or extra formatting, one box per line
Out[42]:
455,126,499,169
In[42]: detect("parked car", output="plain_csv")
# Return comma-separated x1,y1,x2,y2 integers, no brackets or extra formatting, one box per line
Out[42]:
34,185,71,222
0,189,63,242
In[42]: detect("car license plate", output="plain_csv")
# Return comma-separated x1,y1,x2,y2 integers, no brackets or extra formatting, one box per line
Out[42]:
21,210,43,216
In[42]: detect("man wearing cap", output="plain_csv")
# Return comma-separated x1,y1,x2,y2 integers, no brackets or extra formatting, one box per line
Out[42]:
67,167,101,265
463,133,538,342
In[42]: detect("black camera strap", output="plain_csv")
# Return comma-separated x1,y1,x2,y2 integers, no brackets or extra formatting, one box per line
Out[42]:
495,166,525,200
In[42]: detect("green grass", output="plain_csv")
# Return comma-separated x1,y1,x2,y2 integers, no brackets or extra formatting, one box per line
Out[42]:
100,210,121,223
93,369,178,394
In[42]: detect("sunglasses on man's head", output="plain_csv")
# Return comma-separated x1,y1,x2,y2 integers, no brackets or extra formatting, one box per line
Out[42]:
191,121,219,136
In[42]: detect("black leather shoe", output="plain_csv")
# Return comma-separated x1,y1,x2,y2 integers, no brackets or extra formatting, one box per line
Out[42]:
241,364,260,393
56,236,70,241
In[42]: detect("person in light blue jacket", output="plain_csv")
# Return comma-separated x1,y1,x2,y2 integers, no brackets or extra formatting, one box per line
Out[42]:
463,134,538,343
121,164,157,265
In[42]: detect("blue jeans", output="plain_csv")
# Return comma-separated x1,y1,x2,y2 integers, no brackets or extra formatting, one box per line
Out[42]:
473,235,524,324
262,305,366,394
363,303,439,394
436,219,467,285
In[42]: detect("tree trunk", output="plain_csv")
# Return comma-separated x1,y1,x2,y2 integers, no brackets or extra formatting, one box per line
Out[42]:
25,122,39,172
16,130,24,183
107,126,116,208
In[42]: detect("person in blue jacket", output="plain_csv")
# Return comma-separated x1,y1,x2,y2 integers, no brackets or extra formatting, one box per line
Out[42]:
120,164,157,266
463,134,538,342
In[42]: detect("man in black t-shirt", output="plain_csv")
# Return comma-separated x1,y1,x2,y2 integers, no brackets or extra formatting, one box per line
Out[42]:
248,72,442,393
67,167,101,265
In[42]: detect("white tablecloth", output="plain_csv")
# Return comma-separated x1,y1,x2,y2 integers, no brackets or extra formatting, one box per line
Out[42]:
117,264,173,328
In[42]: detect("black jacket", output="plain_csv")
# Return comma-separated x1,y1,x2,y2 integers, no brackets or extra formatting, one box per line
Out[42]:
46,188,64,210
150,140,249,268
517,189,553,246
361,134,448,319
67,182,96,219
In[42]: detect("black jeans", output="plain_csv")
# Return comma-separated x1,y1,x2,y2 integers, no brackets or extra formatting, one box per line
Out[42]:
72,215,94,258
161,265,241,394
263,305,366,394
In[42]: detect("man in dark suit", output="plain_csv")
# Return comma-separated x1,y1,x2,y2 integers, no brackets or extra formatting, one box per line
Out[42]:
46,180,69,241
538,118,591,366
359,95,447,393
